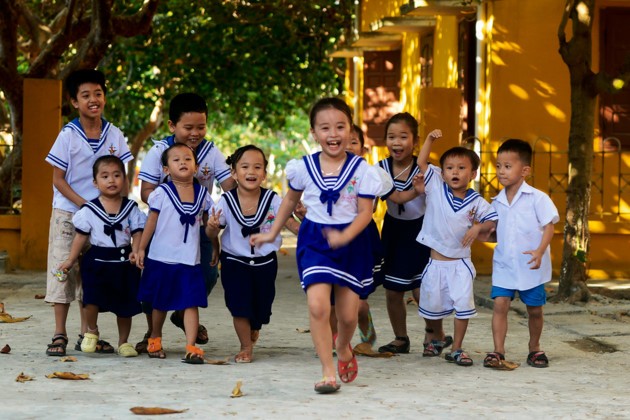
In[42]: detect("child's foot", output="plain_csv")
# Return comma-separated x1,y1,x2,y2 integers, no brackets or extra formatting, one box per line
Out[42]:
135,332,150,354
445,349,473,366
235,349,252,363
314,376,340,394
182,345,204,364
80,332,99,353
147,337,166,359
75,334,115,353
117,342,139,357
378,336,410,354
526,351,549,368
46,334,68,357
251,330,260,347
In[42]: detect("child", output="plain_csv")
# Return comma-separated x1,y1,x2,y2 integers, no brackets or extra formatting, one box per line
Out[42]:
207,145,299,363
376,113,451,356
483,139,558,369
136,92,236,351
414,130,497,366
58,156,145,357
136,143,218,364
252,98,382,394
44,69,133,356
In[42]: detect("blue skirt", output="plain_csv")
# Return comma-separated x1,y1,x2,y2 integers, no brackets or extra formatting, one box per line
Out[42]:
138,258,208,311
297,219,374,299
381,213,430,291
80,245,142,318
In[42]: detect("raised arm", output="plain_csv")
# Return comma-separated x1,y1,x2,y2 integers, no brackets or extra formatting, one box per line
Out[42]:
417,129,442,174
251,189,302,246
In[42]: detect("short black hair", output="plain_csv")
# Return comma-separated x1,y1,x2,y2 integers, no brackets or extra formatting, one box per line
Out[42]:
352,124,365,148
65,69,107,100
226,145,268,170
384,112,419,142
497,139,532,165
161,143,198,167
168,93,208,124
309,97,352,129
440,146,480,171
93,155,125,179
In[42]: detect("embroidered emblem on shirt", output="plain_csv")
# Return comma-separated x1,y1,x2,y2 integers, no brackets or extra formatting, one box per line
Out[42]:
108,144,117,155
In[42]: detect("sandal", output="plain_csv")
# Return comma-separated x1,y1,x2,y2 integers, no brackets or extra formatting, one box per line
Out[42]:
170,312,209,345
377,336,410,354
314,377,341,394
147,337,166,359
337,345,358,383
235,350,252,364
526,351,549,368
445,349,474,366
359,310,377,347
117,342,139,358
422,335,453,357
182,345,205,365
135,332,150,354
80,332,99,353
75,334,115,353
483,352,505,368
46,334,68,357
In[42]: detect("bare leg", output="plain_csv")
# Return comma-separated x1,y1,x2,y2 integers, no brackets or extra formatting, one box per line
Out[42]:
334,285,359,382
117,317,132,346
452,318,469,351
182,307,199,348
53,303,70,336
233,317,253,361
84,303,99,332
329,305,338,338
357,300,370,336
307,283,335,379
79,302,88,335
492,297,511,354
384,289,407,345
527,305,544,353
151,309,167,339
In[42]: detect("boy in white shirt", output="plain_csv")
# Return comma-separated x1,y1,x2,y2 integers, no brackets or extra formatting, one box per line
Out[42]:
45,69,133,356
483,139,558,369
415,130,497,366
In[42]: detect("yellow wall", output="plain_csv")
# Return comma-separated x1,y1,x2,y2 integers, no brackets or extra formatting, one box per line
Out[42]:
433,15,459,88
361,0,406,32
20,78,60,269
0,215,21,270
400,32,422,120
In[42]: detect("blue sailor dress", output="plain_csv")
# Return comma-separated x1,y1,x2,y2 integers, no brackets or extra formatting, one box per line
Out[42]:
74,198,145,317
288,152,382,298
138,182,211,311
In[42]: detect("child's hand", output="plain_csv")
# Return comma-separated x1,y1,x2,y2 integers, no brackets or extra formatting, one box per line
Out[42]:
207,208,222,231
476,225,497,243
426,129,442,142
461,224,482,247
293,201,307,221
322,228,349,249
250,232,276,247
57,260,74,273
524,249,544,269
129,252,137,265
136,250,145,269
412,173,425,194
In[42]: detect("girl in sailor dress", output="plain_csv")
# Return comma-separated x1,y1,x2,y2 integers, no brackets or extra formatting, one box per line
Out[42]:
136,143,218,364
252,98,382,394
59,156,145,357
207,145,299,364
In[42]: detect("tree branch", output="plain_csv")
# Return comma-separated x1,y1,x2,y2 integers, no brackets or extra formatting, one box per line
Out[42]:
112,0,159,36
0,1,19,92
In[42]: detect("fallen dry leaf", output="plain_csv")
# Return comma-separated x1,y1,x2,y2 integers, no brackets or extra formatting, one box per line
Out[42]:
130,407,188,415
58,356,78,363
0,302,4,313
34,294,45,299
0,312,32,323
46,371,89,380
279,248,289,256
230,380,243,398
484,359,520,371
353,342,395,358
1,344,10,354
16,372,34,382
204,357,230,365
296,328,310,333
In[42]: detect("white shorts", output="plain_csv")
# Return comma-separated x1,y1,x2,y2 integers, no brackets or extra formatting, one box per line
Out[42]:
45,209,84,304
418,258,476,320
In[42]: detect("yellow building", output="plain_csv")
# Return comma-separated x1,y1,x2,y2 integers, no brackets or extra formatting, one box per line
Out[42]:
334,0,630,278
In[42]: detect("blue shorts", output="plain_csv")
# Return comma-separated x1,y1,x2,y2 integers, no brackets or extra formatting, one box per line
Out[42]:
491,284,546,307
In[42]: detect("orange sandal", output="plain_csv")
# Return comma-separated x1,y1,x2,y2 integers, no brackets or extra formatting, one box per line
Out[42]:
183,345,204,365
147,337,166,359
337,344,358,383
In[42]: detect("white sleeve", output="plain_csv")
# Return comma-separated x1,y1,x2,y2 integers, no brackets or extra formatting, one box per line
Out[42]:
138,143,164,185
210,145,232,184
423,164,442,195
45,128,72,171
535,192,560,226
286,159,306,191
129,204,147,232
147,187,165,212
109,125,133,163
374,165,394,197
71,207,92,234
357,163,384,198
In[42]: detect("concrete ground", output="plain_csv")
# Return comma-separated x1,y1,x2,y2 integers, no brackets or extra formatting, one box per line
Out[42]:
1,239,630,419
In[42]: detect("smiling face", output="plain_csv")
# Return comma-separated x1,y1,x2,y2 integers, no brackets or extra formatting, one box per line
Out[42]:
232,149,267,192
347,130,364,156
496,150,530,191
441,155,477,195
310,108,351,159
168,112,207,151
163,144,197,182
386,121,415,163
94,161,124,198
71,82,106,121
